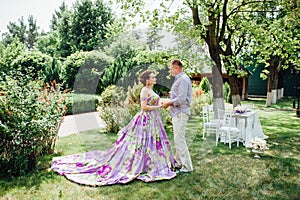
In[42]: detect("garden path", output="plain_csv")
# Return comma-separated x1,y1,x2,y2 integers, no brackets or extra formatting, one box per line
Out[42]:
57,103,234,137
58,112,106,137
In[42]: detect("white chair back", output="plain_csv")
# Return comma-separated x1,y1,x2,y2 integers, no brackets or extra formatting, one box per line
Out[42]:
217,109,226,122
223,112,234,127
202,105,209,123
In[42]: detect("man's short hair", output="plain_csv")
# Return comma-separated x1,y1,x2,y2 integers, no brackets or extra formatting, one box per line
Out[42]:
170,59,183,68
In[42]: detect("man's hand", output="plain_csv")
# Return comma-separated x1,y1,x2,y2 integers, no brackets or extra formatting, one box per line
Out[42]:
161,101,172,109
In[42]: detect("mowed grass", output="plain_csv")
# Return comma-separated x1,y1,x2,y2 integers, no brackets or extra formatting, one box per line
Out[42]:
1,97,299,200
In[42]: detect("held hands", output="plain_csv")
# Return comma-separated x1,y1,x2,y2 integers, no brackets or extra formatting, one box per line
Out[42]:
161,101,171,109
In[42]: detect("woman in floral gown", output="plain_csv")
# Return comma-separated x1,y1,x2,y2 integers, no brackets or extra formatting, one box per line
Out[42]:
51,70,176,186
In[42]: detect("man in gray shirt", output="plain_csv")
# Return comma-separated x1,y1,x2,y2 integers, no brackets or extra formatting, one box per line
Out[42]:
162,59,193,173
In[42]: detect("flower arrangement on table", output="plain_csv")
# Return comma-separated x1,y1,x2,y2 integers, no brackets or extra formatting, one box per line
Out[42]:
249,137,269,152
233,105,246,114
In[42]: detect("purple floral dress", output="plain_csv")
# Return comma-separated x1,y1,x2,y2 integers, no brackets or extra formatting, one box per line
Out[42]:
51,94,176,186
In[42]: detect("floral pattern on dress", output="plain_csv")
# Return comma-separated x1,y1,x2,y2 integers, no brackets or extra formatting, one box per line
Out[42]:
51,94,176,186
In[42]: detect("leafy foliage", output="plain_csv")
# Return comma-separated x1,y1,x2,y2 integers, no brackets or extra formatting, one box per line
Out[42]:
1,15,39,49
223,82,232,104
50,0,114,57
44,58,62,83
101,49,138,90
0,79,66,177
10,51,53,81
99,30,147,91
62,51,111,93
35,30,60,57
100,85,127,105
199,77,211,94
99,85,130,133
0,39,25,77
125,82,143,117
65,93,101,115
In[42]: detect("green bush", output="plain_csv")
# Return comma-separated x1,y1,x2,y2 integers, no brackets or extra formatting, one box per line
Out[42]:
98,104,132,134
65,93,101,115
98,85,129,133
0,78,66,177
199,77,211,93
125,82,143,117
100,49,137,91
11,51,52,81
62,51,111,94
223,82,232,103
190,85,213,116
100,85,127,105
0,39,25,77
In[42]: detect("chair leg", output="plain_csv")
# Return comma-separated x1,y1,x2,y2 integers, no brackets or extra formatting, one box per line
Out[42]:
207,126,210,137
216,130,221,146
228,133,231,149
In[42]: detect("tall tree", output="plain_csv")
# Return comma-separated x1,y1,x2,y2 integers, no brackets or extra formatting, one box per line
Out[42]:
146,25,164,50
242,0,299,106
1,15,39,50
71,0,100,51
26,15,39,49
50,0,114,57
116,0,282,110
2,17,27,44
50,1,69,31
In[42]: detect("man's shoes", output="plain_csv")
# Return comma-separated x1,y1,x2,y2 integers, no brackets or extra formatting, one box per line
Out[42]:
174,165,182,170
176,168,193,174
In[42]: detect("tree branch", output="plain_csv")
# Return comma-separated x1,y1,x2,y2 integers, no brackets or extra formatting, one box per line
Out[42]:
218,0,228,42
190,4,201,26
235,36,246,55
228,0,278,18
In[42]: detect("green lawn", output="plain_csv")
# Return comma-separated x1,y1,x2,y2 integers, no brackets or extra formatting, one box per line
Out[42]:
1,98,299,200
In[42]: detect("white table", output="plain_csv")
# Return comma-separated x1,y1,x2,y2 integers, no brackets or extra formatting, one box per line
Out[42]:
232,111,268,147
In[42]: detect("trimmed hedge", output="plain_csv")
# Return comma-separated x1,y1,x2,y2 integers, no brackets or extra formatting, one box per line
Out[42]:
65,93,101,115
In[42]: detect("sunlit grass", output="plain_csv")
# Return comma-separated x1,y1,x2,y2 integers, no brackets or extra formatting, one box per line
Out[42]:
1,97,299,199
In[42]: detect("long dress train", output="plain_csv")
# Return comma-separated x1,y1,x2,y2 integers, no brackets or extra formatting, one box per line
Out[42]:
51,94,176,186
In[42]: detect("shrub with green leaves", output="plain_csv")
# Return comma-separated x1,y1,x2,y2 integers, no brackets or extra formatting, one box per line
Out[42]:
223,82,232,103
125,82,143,117
11,51,52,81
190,85,213,116
199,77,211,93
98,104,132,134
62,51,111,94
98,85,129,133
65,93,101,115
0,78,66,177
100,85,127,105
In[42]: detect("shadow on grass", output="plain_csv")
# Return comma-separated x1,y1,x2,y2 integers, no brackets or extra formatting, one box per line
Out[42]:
1,102,300,199
0,128,117,197
0,155,58,195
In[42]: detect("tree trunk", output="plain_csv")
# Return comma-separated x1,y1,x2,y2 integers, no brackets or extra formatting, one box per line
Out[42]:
278,70,284,98
190,5,225,117
207,42,225,118
228,75,241,108
242,77,249,100
211,63,225,118
266,56,282,106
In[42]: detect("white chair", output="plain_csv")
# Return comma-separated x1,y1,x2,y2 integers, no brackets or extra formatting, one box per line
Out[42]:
216,112,240,149
202,105,221,139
